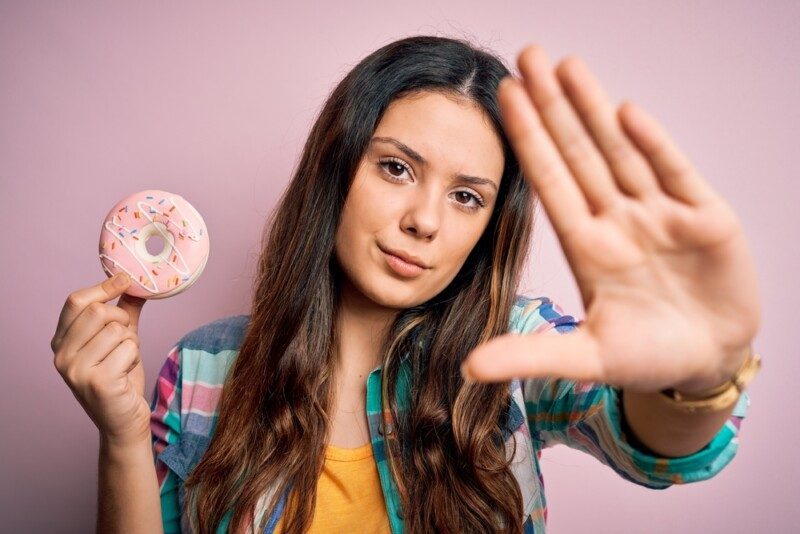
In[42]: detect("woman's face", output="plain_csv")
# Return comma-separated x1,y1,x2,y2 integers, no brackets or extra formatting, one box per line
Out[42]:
334,90,505,309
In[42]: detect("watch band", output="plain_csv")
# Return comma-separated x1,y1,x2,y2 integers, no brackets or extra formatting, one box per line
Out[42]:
658,349,762,414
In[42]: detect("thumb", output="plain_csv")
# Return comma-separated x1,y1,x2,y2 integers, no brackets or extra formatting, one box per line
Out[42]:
116,284,147,333
461,328,603,384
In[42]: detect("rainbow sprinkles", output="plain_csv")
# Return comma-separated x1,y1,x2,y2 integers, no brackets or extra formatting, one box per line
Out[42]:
99,193,206,295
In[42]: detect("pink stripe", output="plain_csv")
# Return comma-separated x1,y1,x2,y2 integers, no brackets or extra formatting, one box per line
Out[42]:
156,377,177,409
181,380,223,414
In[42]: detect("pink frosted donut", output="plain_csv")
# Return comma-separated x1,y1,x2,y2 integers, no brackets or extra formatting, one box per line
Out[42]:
98,189,210,299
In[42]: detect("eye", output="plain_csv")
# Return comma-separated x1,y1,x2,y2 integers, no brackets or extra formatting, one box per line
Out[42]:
452,190,486,212
378,157,412,181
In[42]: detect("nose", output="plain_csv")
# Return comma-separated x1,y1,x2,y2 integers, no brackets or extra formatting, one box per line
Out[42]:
400,183,441,241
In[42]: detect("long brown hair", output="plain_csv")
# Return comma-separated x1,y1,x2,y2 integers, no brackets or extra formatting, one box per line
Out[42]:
184,35,537,533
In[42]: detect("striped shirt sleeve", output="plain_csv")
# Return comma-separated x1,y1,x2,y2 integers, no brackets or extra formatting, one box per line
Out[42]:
149,344,183,533
518,296,750,489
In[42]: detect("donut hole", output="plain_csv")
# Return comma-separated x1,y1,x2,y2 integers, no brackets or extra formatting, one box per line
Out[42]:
146,235,166,257
134,221,175,263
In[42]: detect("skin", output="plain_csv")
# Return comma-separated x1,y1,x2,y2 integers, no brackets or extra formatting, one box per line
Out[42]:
329,90,504,447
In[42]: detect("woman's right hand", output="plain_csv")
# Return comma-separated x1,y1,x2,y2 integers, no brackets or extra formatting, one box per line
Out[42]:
51,272,150,448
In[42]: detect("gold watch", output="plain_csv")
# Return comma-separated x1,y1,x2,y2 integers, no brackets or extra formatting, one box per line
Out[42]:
659,349,762,414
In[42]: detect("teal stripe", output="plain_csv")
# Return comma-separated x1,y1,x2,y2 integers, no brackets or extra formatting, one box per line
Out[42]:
180,348,238,384
160,470,182,534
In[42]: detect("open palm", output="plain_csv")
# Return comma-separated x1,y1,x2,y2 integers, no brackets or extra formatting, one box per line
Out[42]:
462,45,761,394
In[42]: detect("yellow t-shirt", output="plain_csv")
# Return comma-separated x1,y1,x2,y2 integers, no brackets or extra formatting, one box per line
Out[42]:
273,442,392,533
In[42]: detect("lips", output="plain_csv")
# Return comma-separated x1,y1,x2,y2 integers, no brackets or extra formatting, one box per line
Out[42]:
377,244,429,269
378,243,429,278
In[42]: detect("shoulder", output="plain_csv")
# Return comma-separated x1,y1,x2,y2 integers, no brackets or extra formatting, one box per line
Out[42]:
508,293,581,335
177,314,251,354
172,314,251,388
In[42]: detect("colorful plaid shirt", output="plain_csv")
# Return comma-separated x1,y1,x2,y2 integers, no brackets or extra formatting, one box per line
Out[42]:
150,295,750,533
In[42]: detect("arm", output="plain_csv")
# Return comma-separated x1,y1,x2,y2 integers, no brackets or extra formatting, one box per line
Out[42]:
620,390,736,458
517,296,750,488
97,435,164,534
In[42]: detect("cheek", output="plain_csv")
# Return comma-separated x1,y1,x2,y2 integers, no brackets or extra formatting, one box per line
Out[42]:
338,182,377,244
334,173,387,268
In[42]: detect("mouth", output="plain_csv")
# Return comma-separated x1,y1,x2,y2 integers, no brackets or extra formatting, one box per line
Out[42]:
377,243,429,278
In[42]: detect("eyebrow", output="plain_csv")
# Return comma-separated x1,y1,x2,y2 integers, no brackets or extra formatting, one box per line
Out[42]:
370,136,498,193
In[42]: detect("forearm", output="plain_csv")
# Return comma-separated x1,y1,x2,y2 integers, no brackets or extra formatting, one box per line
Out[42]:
97,435,164,534
620,387,737,458
619,343,754,458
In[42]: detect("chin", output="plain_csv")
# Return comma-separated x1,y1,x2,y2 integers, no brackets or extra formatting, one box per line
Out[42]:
367,284,418,309
358,274,428,309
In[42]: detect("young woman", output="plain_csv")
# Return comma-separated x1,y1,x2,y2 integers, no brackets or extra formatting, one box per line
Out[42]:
52,35,760,533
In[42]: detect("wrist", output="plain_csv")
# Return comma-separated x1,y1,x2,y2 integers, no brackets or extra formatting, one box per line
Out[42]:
100,433,153,462
669,343,753,397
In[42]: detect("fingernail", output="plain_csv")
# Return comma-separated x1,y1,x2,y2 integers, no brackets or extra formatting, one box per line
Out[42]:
113,272,129,288
498,75,515,91
460,364,474,383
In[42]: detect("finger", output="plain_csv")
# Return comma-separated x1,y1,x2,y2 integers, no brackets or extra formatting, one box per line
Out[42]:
517,45,622,212
117,293,147,333
618,101,716,206
96,338,140,377
53,273,132,350
58,305,132,361
497,75,593,240
460,328,604,384
70,321,138,370
554,56,663,200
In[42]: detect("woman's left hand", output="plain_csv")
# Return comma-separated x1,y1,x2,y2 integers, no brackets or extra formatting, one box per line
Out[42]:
461,44,761,394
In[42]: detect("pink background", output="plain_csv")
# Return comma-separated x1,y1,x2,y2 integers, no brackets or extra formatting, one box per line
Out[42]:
2,1,797,531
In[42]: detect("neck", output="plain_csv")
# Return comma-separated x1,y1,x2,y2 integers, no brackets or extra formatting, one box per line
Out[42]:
335,277,398,376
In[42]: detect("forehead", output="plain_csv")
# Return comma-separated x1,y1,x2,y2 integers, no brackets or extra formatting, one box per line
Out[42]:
372,91,505,183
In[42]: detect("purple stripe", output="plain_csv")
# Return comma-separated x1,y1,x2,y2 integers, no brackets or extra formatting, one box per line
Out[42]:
160,351,179,385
